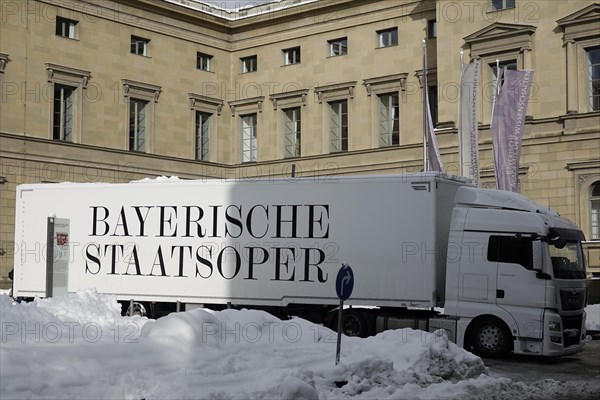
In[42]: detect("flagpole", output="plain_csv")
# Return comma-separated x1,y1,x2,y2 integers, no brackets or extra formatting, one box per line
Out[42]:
422,39,428,172
458,50,465,177
491,58,500,126
492,58,500,189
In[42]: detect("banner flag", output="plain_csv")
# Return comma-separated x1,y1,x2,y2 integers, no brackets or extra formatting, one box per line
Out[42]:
458,60,481,185
491,69,534,192
421,39,443,172
426,89,444,172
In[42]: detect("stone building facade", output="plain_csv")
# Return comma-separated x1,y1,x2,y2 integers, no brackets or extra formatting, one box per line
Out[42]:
0,0,599,288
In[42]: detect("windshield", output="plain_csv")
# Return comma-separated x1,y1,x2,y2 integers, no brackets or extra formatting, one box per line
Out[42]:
549,241,586,279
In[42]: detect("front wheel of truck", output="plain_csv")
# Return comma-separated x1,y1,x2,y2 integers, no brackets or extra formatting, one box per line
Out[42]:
470,318,513,358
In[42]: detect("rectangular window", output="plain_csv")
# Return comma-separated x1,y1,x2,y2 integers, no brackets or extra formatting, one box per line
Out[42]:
588,47,600,111
197,52,213,71
428,85,438,125
195,111,211,161
491,60,517,112
283,47,301,65
377,28,398,48
131,36,149,56
487,235,533,269
53,84,74,141
427,20,437,39
491,0,515,10
129,99,148,152
329,100,348,153
591,183,600,240
241,114,257,162
378,93,399,147
241,55,257,73
55,17,77,39
328,37,348,56
492,59,518,85
283,107,301,158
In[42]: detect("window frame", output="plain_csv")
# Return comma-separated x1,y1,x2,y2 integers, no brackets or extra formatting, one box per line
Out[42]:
55,16,78,39
590,181,600,240
130,36,150,57
195,111,212,162
557,5,600,114
328,37,348,57
46,63,91,144
52,84,75,142
129,98,148,152
197,52,213,72
427,20,437,39
587,47,600,112
377,92,400,147
283,107,301,158
189,93,223,163
283,46,301,65
241,55,257,73
122,79,161,154
377,28,398,48
328,100,348,153
241,113,258,163
490,0,516,11
487,235,534,270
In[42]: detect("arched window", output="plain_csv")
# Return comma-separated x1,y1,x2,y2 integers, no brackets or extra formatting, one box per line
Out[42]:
591,181,600,240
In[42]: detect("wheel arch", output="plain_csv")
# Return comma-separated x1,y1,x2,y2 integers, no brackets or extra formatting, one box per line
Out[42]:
464,314,515,354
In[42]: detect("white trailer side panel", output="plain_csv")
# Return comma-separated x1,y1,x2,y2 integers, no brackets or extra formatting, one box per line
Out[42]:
13,174,466,307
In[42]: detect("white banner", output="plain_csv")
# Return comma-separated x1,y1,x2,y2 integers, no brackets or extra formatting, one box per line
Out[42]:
491,69,534,192
458,61,480,185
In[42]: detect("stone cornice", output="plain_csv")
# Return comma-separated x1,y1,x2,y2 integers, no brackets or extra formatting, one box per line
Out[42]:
314,81,356,103
463,22,537,45
269,89,310,110
228,96,265,115
122,79,162,102
363,73,409,94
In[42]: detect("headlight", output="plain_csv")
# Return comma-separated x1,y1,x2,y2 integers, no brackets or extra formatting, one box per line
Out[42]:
548,321,562,332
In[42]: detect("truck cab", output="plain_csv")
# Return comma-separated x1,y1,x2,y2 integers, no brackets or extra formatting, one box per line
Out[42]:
444,187,587,357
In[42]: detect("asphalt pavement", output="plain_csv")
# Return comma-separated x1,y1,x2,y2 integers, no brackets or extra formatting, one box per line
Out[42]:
482,340,600,398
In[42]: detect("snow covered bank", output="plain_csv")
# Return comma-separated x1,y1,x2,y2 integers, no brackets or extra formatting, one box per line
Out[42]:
1,293,599,399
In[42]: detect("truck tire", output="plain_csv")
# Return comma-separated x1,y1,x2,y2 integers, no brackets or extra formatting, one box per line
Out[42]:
340,310,370,338
470,318,512,358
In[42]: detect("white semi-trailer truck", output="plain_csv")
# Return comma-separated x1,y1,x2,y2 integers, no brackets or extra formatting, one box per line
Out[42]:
12,173,588,357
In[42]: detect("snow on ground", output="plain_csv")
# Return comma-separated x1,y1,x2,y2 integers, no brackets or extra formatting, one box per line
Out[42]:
1,291,599,399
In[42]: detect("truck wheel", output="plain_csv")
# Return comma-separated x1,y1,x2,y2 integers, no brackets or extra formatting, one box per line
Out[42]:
126,302,147,317
471,318,512,358
341,310,370,337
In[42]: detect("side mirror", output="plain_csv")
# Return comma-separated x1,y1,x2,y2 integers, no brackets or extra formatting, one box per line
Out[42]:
535,269,551,280
550,236,567,249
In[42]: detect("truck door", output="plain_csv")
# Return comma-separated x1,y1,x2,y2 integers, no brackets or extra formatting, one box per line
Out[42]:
489,235,546,340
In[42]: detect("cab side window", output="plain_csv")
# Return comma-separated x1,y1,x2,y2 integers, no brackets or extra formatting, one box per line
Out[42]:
487,235,533,269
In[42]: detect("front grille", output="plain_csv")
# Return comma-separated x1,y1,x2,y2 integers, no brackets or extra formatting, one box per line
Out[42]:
560,289,585,311
562,315,583,347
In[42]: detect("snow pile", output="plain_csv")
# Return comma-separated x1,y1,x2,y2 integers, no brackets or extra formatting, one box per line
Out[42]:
35,288,124,327
586,303,600,330
0,294,62,328
2,293,600,399
138,308,486,399
130,175,181,183
0,290,147,345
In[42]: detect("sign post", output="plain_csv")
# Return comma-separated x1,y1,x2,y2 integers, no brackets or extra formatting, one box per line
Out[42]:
46,217,70,297
335,263,354,365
